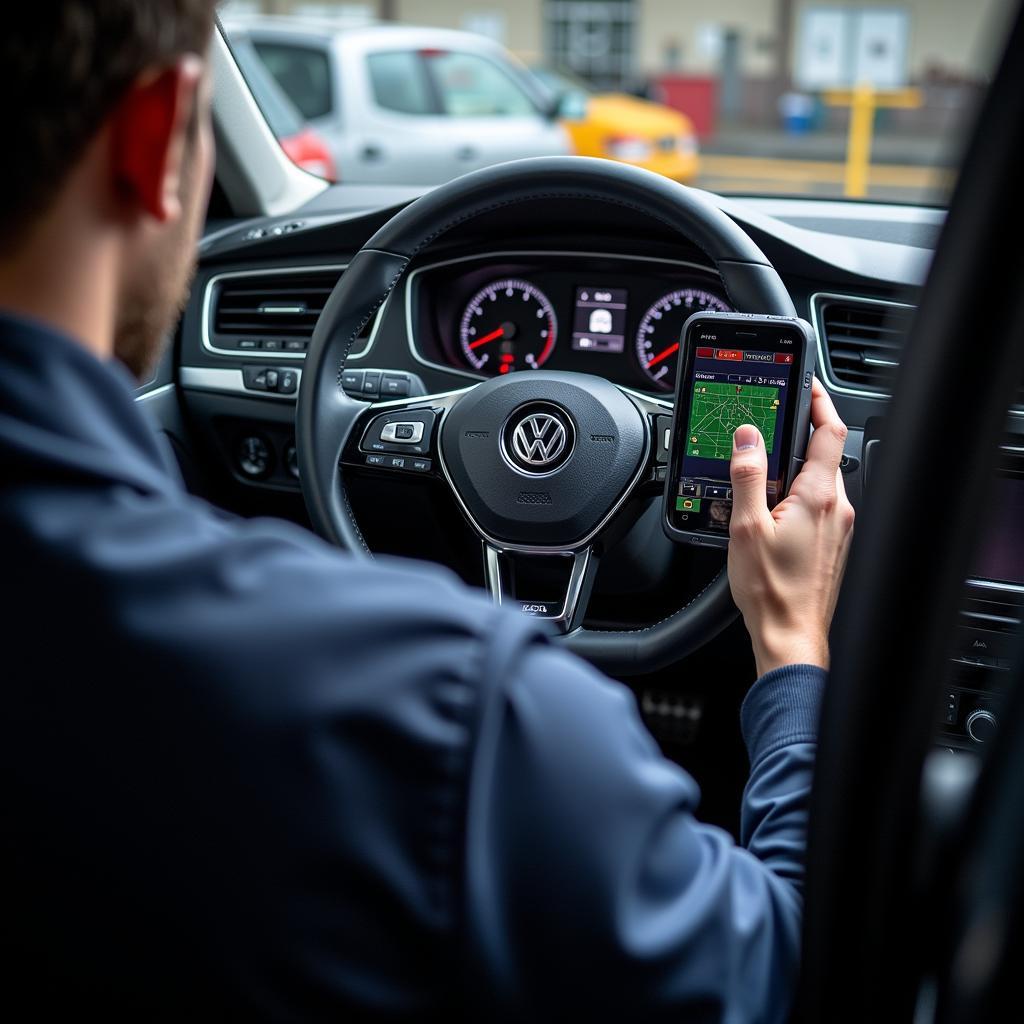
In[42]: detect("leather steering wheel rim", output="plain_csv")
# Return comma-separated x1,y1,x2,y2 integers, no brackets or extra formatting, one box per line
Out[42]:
296,157,796,673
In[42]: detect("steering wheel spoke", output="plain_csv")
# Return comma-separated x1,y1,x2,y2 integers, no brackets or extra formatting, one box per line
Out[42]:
483,543,598,633
339,386,473,477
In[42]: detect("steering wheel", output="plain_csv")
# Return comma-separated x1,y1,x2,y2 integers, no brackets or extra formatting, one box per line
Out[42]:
296,157,795,674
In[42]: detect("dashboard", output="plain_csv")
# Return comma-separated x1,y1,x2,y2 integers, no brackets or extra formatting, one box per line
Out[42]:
406,252,732,393
172,188,1024,754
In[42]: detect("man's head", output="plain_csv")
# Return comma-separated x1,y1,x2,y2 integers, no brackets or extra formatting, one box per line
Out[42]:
0,3,218,377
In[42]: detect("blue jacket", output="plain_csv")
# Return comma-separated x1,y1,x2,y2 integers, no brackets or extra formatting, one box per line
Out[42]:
0,312,825,1021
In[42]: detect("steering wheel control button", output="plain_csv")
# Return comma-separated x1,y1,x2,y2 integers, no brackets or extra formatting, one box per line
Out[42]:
500,403,575,475
380,421,424,445
365,453,386,467
362,371,381,397
341,369,364,393
655,415,673,464
411,458,432,472
381,373,411,397
361,410,436,457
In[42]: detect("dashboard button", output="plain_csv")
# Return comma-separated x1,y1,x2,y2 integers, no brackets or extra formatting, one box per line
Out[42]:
365,453,386,466
238,338,259,350
284,339,307,352
262,339,283,352
411,458,432,473
277,370,298,395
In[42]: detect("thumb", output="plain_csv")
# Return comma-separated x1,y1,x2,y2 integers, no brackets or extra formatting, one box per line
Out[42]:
729,424,771,525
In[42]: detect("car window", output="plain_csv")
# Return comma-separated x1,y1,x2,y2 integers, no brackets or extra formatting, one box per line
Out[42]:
252,41,333,121
367,51,435,115
423,51,539,117
229,38,304,138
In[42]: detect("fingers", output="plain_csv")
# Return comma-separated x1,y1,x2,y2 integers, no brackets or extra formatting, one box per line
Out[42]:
730,423,773,533
797,378,849,496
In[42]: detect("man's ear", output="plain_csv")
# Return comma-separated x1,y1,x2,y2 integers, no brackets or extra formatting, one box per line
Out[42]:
110,55,204,224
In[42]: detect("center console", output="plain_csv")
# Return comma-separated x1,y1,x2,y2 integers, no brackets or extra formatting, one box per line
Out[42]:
942,450,1024,749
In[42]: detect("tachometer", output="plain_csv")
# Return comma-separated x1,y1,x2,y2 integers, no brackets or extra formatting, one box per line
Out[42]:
635,288,732,390
459,279,557,375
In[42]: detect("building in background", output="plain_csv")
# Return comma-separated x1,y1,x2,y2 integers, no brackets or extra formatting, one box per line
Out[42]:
236,0,1008,135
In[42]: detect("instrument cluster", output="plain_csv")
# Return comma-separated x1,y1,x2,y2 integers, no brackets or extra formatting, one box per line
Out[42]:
407,252,734,393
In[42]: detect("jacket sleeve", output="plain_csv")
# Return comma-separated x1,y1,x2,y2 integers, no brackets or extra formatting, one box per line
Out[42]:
460,641,825,1023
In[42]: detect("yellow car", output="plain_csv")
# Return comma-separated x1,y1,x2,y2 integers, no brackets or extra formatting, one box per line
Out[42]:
530,67,699,183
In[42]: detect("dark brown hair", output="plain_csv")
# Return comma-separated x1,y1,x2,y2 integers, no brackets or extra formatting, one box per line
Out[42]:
0,3,217,245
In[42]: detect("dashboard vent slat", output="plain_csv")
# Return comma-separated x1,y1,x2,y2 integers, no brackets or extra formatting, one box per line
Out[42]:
960,589,1024,635
210,268,345,344
817,296,915,395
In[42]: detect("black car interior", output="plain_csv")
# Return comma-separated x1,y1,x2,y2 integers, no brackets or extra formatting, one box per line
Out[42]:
130,34,1024,998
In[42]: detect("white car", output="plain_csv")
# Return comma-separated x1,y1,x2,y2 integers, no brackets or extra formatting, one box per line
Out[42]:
225,18,572,185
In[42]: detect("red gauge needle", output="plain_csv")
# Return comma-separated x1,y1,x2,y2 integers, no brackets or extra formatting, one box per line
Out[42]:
646,341,679,369
469,326,505,350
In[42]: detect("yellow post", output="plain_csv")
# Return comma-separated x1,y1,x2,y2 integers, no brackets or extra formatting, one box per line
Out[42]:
845,83,876,198
823,87,921,200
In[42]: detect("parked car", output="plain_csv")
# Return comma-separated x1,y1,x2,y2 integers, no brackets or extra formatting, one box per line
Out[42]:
530,66,700,183
229,29,337,181
224,17,572,186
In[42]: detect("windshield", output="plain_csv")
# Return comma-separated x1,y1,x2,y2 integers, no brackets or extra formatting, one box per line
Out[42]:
222,0,1013,204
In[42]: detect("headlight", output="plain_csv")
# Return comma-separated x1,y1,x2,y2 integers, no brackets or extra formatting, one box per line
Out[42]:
605,136,654,161
678,134,698,156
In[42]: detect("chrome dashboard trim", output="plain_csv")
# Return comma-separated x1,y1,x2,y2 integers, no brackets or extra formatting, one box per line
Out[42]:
200,263,384,362
179,365,302,399
966,578,1024,596
134,383,176,403
404,250,722,383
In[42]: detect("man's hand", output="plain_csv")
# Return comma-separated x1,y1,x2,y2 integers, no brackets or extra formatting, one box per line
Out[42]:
727,378,855,677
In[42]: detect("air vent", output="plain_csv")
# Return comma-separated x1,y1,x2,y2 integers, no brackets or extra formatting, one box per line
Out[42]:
960,587,1024,634
817,296,915,395
212,267,341,341
205,265,383,355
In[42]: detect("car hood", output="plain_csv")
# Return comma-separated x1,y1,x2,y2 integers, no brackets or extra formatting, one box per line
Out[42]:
584,94,693,136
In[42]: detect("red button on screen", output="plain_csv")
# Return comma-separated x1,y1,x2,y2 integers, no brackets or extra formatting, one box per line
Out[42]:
696,346,714,358
774,353,794,364
716,349,743,361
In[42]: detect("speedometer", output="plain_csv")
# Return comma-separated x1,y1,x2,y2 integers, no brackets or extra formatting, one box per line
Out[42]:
459,279,557,375
635,288,732,390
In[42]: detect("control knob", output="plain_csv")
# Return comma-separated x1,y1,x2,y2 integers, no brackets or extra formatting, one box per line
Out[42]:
965,708,998,744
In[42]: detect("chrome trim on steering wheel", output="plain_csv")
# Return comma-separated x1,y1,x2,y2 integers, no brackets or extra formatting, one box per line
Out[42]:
483,543,595,633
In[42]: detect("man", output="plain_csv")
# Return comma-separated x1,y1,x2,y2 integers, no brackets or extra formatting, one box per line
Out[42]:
0,3,854,1020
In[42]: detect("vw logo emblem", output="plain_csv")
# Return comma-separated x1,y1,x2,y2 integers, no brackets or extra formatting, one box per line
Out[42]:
501,403,575,475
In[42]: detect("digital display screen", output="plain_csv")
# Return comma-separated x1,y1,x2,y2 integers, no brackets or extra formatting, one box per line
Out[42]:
571,286,628,353
670,320,802,536
970,475,1024,585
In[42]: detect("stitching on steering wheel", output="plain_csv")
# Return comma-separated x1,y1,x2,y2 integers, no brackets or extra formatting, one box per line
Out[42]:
334,259,410,388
